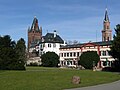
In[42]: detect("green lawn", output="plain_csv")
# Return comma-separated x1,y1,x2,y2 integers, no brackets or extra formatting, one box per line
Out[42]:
0,67,120,90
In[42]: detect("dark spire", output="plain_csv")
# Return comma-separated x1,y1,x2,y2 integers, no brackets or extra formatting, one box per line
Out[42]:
31,16,39,31
104,8,109,22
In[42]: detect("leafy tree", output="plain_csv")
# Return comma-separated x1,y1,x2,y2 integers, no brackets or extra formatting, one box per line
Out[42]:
110,24,120,71
78,51,100,69
0,35,26,70
0,35,16,70
41,52,59,67
15,38,26,70
110,24,120,61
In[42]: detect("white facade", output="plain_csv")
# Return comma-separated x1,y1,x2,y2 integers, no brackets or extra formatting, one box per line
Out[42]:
60,48,81,67
39,42,66,56
99,45,115,68
59,42,115,68
39,30,66,56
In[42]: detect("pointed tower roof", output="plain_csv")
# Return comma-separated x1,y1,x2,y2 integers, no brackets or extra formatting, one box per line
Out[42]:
104,8,109,22
31,16,39,31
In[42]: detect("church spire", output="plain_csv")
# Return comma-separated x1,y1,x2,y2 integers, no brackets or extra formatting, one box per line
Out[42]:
102,8,112,41
104,8,109,22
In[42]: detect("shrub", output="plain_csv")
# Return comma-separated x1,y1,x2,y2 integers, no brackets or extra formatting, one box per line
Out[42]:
78,51,100,69
41,52,59,67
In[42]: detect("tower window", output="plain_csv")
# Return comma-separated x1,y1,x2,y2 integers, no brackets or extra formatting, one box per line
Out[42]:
107,26,109,29
104,37,106,41
107,37,109,41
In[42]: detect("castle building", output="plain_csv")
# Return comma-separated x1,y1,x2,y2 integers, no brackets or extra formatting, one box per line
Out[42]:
59,8,114,68
27,9,115,68
59,41,114,68
39,30,66,56
28,16,42,57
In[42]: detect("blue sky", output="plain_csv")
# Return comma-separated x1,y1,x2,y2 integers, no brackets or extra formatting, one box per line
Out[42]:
0,0,120,44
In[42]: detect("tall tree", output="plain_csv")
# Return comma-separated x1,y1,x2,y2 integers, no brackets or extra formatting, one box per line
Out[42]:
15,38,26,70
0,35,26,70
0,35,16,70
110,24,120,61
110,24,120,70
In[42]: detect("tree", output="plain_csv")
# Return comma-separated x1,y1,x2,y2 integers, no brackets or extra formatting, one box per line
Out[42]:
0,35,26,70
78,51,100,69
15,38,26,70
41,52,59,67
110,24,120,71
0,35,16,69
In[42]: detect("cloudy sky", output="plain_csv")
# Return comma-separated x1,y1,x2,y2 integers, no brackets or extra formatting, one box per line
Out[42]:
0,0,120,44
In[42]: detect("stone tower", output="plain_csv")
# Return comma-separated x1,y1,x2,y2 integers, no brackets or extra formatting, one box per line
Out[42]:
28,16,42,50
102,8,112,41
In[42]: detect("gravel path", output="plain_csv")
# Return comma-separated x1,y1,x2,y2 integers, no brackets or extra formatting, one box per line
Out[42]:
65,80,120,90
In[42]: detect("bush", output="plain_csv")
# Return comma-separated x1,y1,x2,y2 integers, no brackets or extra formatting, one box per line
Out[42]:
41,52,59,67
78,51,100,69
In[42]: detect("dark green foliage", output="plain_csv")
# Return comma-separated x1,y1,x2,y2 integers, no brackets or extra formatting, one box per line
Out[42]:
15,38,26,70
78,51,100,69
0,35,26,70
41,52,59,67
110,24,120,71
0,35,15,70
110,24,120,61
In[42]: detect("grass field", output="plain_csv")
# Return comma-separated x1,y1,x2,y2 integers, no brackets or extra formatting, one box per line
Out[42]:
0,67,120,90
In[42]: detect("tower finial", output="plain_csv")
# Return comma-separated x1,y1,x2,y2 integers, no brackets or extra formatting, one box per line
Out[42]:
34,16,36,18
105,7,107,11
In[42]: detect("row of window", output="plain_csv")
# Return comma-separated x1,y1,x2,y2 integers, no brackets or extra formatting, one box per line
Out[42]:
60,50,110,57
40,43,56,48
60,61,76,66
100,51,110,56
60,46,110,51
60,52,80,57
